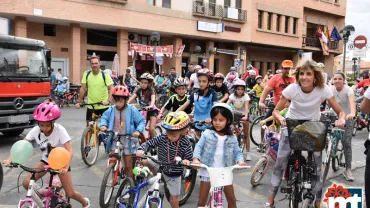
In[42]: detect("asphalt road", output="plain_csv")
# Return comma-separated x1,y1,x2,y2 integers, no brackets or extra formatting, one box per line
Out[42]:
0,107,368,208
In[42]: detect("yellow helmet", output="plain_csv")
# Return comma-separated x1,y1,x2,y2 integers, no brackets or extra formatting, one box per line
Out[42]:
162,111,190,130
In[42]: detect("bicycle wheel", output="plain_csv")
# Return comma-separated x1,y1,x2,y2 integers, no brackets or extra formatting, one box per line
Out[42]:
250,157,268,186
149,201,160,208
157,95,168,109
301,198,313,208
248,104,258,122
115,177,136,208
0,163,3,191
80,126,99,166
238,135,246,153
250,115,265,147
155,126,162,136
353,123,357,136
164,168,197,205
322,146,332,182
99,163,117,208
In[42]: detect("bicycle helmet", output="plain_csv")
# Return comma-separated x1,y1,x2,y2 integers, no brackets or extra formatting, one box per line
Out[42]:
214,73,225,81
230,66,237,71
112,86,130,97
256,75,263,80
317,63,325,68
33,102,61,122
227,75,236,82
62,77,68,81
234,79,246,87
249,70,256,76
210,103,234,124
194,65,202,70
162,111,190,130
197,68,213,81
140,72,154,81
173,77,188,87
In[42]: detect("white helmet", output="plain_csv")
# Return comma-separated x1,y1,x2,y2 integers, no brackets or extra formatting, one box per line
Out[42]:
194,65,202,70
173,77,189,87
140,72,154,81
249,70,256,76
62,76,68,80
211,103,234,124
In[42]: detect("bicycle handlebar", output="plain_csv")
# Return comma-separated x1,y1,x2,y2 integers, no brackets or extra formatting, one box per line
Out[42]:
10,163,60,174
132,155,182,166
80,102,103,107
104,130,132,138
191,120,207,126
190,163,250,170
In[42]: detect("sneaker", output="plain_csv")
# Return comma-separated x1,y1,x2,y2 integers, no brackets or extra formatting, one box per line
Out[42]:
263,202,275,208
245,153,252,161
83,198,90,208
343,169,354,181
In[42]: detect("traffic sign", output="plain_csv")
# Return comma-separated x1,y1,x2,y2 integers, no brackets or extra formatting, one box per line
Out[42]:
354,35,367,49
202,59,207,65
353,48,367,58
234,59,241,67
156,57,163,65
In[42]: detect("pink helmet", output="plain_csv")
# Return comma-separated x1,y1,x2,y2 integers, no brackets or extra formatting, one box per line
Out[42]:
32,102,61,122
234,79,246,87
228,75,236,81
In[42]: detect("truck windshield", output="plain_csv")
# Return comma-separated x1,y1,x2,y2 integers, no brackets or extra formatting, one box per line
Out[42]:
0,48,48,78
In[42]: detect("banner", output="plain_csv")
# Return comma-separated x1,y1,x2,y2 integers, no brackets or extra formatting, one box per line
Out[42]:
315,25,323,37
319,37,329,56
175,45,185,57
330,26,342,42
130,42,174,55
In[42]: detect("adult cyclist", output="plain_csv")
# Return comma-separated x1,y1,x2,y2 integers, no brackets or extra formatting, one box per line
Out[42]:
75,55,114,126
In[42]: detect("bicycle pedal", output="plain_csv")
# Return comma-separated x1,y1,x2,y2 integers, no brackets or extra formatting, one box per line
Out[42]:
280,186,292,193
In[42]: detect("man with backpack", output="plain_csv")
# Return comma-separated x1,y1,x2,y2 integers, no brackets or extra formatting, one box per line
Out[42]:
75,55,114,126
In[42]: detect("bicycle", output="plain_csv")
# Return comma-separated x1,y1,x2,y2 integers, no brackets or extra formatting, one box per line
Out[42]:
0,163,3,191
321,112,346,183
280,119,327,208
248,92,263,122
114,155,184,208
9,163,71,208
99,131,140,208
191,163,250,208
80,102,104,166
250,125,279,186
232,112,246,152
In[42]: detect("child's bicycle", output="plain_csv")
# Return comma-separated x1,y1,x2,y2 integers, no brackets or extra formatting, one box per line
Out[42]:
99,131,141,208
191,163,250,208
9,163,71,208
232,113,246,152
62,91,79,107
114,155,185,208
250,125,279,186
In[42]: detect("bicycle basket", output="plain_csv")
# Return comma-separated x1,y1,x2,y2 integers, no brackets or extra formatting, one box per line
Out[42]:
286,119,327,152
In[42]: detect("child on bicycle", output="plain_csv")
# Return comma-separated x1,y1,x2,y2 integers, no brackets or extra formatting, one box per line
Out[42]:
249,75,265,101
54,79,66,105
212,73,229,103
158,77,192,118
227,79,251,160
192,103,247,208
99,86,146,178
177,69,218,138
128,72,158,139
136,111,193,208
3,101,90,208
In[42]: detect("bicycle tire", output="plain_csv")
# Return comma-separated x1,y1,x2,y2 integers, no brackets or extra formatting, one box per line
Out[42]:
238,135,246,153
99,163,117,208
0,163,3,191
250,156,268,186
353,123,357,136
155,126,162,136
250,115,265,147
322,145,333,183
149,201,160,208
80,127,99,166
248,104,258,122
114,177,136,208
301,198,313,208
288,167,300,208
164,168,197,205
50,196,58,208
157,95,169,109
367,119,370,132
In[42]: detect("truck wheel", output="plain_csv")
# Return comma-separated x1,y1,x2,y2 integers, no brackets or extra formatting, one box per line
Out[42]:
2,129,24,137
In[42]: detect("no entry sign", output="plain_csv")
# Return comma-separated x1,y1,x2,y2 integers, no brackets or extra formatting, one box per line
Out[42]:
354,35,367,49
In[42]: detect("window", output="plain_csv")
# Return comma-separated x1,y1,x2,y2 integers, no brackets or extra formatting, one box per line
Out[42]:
87,29,117,47
258,11,263,29
293,18,298,34
235,0,241,8
267,13,272,30
284,16,289,33
44,24,56,36
276,15,281,32
146,0,155,6
224,0,230,7
162,0,171,8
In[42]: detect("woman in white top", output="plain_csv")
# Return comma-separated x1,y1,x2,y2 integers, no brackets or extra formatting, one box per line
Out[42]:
331,71,356,181
263,60,345,208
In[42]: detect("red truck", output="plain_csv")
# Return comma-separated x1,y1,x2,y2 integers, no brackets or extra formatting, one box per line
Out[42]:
0,35,51,137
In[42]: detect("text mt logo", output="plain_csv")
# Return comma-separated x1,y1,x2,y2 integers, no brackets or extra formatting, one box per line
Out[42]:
323,183,362,208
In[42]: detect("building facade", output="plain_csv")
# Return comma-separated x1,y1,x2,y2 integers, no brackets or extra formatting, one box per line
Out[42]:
0,0,346,84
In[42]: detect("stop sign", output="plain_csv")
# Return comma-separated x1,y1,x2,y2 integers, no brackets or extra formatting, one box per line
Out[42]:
354,35,367,49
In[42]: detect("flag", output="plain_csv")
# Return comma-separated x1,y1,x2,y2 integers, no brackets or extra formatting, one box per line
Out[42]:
321,32,328,43
325,25,330,40
315,25,323,37
330,26,342,42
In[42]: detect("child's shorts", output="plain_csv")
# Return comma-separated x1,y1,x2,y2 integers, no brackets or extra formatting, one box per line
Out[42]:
147,156,181,196
110,136,131,155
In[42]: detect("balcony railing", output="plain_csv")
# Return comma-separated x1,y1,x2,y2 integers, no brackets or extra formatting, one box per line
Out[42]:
100,0,127,3
192,1,247,22
302,36,339,50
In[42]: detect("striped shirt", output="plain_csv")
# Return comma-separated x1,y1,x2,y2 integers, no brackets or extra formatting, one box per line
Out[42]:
140,134,193,177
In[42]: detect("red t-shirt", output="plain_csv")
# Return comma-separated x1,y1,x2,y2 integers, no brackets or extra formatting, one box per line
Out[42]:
357,79,370,90
267,74,295,105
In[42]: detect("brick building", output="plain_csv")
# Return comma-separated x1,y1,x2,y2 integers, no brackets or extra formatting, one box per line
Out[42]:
0,0,346,84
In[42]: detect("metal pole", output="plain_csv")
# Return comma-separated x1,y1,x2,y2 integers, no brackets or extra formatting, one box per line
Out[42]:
153,42,157,73
342,37,347,72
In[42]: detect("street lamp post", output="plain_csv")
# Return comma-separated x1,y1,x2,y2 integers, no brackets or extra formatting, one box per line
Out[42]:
150,32,160,73
352,58,358,78
340,25,355,73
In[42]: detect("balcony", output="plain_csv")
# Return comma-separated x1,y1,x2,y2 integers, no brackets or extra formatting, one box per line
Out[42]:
192,1,247,22
302,36,338,50
100,0,127,3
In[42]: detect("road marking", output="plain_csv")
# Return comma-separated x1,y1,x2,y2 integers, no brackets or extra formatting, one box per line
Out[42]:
233,183,266,200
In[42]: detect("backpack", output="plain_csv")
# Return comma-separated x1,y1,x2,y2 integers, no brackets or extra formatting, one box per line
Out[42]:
85,70,107,90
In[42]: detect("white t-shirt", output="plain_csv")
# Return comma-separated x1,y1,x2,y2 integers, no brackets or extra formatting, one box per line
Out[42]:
330,85,354,115
190,73,199,88
26,123,71,162
229,93,251,115
197,135,226,178
283,83,333,120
